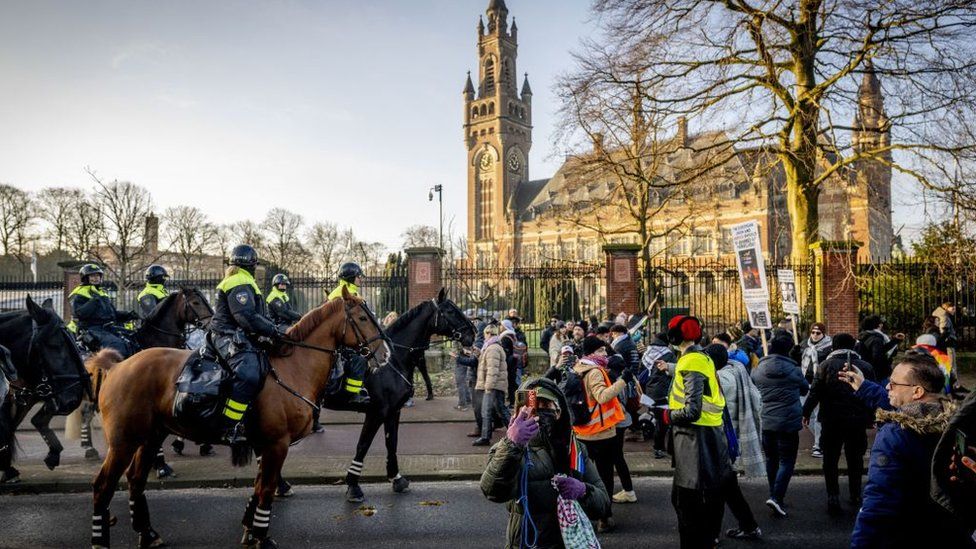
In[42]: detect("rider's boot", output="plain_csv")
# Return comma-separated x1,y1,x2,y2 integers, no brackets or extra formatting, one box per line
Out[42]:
220,399,249,445
344,376,370,407
171,438,185,455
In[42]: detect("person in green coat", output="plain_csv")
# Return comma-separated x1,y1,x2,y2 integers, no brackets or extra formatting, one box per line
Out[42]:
481,377,610,548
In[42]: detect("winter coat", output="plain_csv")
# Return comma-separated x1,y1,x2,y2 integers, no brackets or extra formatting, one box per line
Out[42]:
481,378,611,549
718,360,765,478
612,334,641,372
539,326,555,353
800,335,832,383
476,339,508,393
641,337,677,403
548,333,567,367
932,388,976,539
572,358,626,441
802,349,876,427
669,347,733,490
851,397,968,549
751,353,809,433
856,330,899,382
458,347,480,387
932,306,958,348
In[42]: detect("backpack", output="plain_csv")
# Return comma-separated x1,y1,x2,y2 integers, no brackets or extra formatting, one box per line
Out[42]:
559,368,597,427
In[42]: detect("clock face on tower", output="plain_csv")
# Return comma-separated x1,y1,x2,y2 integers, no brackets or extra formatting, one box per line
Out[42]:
480,153,494,171
508,153,521,172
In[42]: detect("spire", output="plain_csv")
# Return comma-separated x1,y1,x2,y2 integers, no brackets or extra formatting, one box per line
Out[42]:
477,15,484,35
859,58,881,98
521,73,532,97
464,71,475,98
855,58,887,134
510,17,518,39
486,0,508,34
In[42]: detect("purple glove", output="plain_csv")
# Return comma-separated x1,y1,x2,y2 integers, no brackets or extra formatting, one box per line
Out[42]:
506,407,539,446
553,475,586,500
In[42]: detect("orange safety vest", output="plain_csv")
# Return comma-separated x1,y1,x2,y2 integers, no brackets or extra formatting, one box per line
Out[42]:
573,367,626,437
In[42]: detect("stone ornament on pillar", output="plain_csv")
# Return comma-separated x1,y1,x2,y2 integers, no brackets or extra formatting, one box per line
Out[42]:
810,240,860,336
404,247,445,310
603,243,642,317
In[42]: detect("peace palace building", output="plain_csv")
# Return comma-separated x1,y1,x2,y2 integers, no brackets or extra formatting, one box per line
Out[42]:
463,0,893,268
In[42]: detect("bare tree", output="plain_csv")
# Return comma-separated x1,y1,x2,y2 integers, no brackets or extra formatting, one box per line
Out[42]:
400,225,439,248
0,184,34,259
593,0,976,260
163,206,215,277
37,187,83,252
230,220,265,252
87,168,156,287
260,208,308,272
306,221,344,275
65,194,103,260
211,223,234,263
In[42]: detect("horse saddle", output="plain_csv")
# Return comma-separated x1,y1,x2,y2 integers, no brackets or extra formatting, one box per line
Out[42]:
172,344,230,424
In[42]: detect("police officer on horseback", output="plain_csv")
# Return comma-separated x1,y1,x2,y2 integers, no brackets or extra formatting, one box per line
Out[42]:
138,264,170,320
69,264,138,357
329,262,370,407
266,274,302,327
210,245,284,445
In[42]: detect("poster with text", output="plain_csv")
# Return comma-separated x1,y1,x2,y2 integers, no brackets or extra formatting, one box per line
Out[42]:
745,299,773,329
731,221,769,300
777,269,800,315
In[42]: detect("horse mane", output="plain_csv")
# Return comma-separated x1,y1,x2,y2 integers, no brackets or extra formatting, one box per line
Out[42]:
386,301,431,335
141,293,177,325
286,298,345,341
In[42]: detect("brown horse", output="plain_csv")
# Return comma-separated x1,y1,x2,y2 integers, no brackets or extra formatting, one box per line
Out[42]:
88,289,389,549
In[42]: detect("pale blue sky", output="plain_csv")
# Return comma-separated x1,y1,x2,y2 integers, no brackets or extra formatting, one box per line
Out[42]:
0,0,926,250
0,0,593,248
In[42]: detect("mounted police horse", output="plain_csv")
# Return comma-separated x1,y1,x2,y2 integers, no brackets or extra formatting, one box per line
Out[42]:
0,296,90,483
333,288,475,502
87,290,389,548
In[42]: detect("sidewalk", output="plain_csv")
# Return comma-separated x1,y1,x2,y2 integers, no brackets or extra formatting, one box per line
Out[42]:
4,396,843,494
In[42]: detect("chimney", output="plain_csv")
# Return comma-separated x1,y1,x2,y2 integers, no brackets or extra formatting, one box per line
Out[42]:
144,213,159,256
677,117,688,148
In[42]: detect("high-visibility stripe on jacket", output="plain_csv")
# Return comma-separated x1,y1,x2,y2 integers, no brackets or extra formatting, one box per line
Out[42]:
327,280,359,301
574,367,626,437
266,287,289,304
138,283,168,301
69,284,109,299
669,351,726,427
217,270,261,296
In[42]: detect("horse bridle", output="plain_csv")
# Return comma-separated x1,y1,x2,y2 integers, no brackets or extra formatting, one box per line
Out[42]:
17,320,92,406
342,299,391,365
141,290,214,344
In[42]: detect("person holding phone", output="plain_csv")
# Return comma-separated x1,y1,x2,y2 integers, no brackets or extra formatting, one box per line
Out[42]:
839,351,969,548
932,388,976,544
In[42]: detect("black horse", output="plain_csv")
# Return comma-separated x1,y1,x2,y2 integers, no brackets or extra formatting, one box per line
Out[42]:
337,288,475,502
78,287,214,461
0,296,90,483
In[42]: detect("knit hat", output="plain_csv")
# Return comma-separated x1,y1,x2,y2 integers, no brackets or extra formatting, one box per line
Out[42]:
915,333,938,347
668,315,702,343
768,334,794,356
501,319,515,332
581,335,607,356
702,344,729,370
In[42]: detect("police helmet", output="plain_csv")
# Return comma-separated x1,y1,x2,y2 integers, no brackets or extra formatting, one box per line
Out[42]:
272,273,290,287
79,263,104,284
338,262,364,283
230,245,258,269
145,264,169,283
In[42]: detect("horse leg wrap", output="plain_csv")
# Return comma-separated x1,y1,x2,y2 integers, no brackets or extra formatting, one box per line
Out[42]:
251,505,272,539
80,405,94,448
241,495,258,527
129,496,150,532
345,460,363,484
91,509,111,547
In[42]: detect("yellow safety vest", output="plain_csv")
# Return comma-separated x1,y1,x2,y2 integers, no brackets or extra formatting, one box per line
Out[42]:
327,280,359,301
668,351,726,427
217,270,261,296
266,287,289,304
138,283,168,301
69,284,109,300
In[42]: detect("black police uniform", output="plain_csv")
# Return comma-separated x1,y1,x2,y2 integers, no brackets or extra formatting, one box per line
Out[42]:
70,286,137,357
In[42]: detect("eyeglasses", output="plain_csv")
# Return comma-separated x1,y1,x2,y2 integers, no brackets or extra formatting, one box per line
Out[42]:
887,381,918,389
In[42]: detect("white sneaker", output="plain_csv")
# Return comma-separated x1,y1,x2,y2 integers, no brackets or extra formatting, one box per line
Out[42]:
766,498,788,517
612,490,637,503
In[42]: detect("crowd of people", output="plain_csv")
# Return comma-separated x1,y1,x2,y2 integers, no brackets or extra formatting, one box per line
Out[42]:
471,304,976,548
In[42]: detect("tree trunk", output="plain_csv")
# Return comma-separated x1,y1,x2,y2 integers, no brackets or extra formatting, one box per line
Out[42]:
782,159,820,262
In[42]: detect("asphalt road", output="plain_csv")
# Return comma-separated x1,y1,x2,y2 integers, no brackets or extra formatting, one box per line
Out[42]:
1,477,856,548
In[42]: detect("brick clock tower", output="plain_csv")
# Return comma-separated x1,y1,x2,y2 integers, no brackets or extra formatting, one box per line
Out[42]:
464,0,533,267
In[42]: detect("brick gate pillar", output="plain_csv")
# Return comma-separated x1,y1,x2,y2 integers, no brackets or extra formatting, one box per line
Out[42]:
62,266,82,321
603,243,642,317
810,241,860,335
405,247,444,310
59,261,87,441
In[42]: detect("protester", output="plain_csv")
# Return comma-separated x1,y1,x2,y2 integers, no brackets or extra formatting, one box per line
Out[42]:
548,321,568,367
641,332,676,459
800,322,832,457
539,315,559,354
572,335,629,532
451,341,474,411
473,324,511,446
570,325,586,356
751,334,809,518
840,352,969,548
932,298,959,369
931,389,976,544
703,343,763,541
605,354,637,504
665,315,732,549
480,378,610,549
734,321,763,366
855,314,904,382
610,324,640,371
801,333,874,515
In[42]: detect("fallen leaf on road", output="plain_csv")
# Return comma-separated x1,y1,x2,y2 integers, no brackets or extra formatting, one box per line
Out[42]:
356,504,377,517
419,500,445,506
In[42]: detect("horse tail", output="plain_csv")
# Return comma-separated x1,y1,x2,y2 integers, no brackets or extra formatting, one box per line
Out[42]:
230,442,252,467
86,349,123,373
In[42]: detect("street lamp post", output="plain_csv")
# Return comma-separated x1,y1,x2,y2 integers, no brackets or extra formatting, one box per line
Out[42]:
428,184,443,250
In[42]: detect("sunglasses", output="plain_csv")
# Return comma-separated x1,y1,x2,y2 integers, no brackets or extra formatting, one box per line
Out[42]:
811,331,823,335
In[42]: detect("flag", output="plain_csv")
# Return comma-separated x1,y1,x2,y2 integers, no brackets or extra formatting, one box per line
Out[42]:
569,435,585,475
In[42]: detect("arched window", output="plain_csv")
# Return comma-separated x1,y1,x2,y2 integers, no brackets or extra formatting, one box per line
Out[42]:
502,58,511,84
484,58,495,95
471,107,479,119
488,102,495,115
480,104,487,117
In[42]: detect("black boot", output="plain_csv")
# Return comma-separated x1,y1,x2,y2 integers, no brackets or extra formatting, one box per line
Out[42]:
348,389,371,407
221,422,247,445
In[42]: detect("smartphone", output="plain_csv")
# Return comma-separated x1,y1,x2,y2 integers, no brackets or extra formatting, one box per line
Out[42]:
957,430,968,456
526,389,538,416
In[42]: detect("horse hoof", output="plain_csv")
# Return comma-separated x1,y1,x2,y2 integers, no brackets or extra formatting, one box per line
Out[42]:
199,444,215,457
138,527,164,548
85,447,101,460
346,485,365,503
109,514,118,527
171,440,185,456
392,477,410,494
44,452,61,470
0,468,21,484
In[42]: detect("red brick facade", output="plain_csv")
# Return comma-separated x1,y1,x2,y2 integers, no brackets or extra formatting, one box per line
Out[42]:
811,241,860,335
604,244,642,316
405,247,444,309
